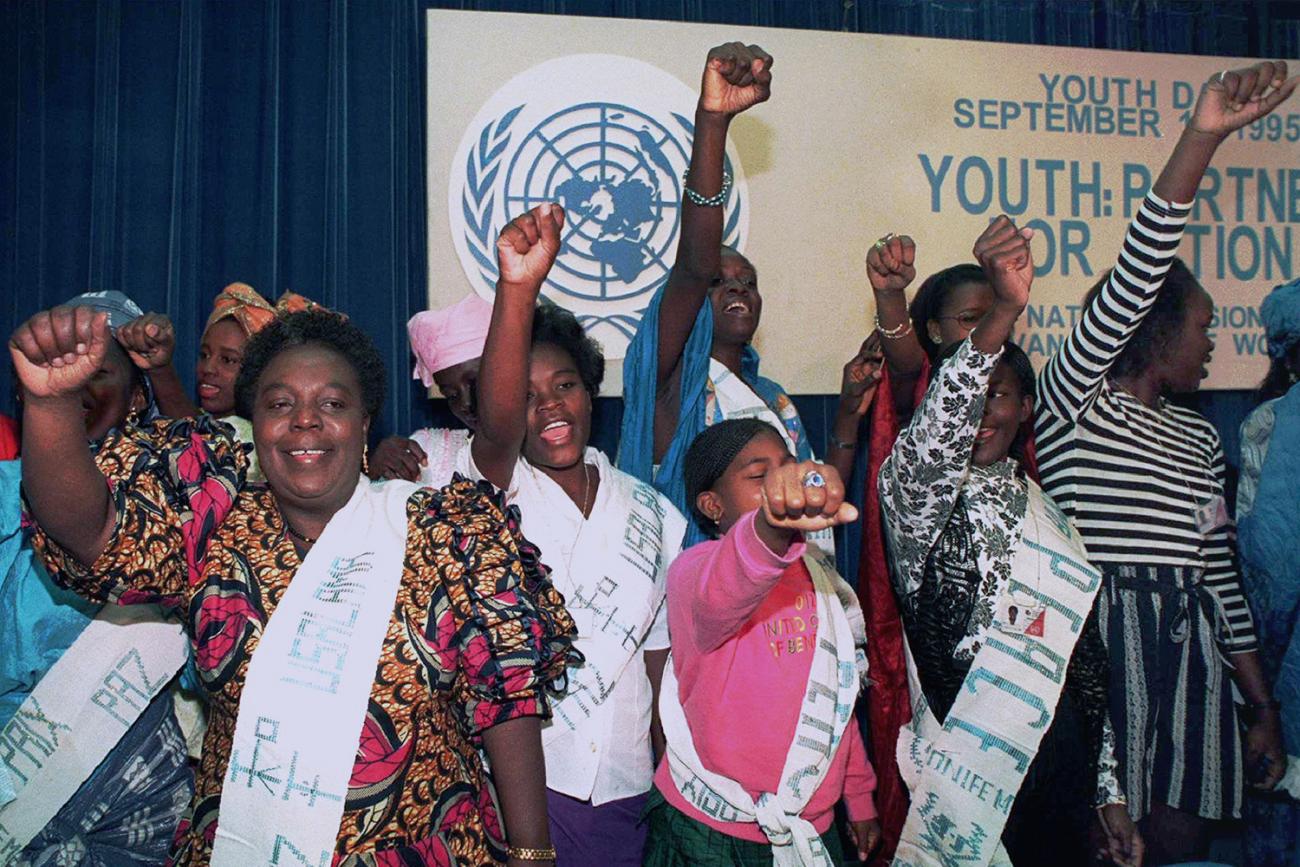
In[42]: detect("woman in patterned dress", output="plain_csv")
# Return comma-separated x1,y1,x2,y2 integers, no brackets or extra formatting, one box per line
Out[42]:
11,301,577,866
879,220,1141,866
1035,62,1294,863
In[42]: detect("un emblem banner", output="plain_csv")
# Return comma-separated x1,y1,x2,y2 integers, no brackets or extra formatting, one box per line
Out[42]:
432,11,1300,393
449,54,749,361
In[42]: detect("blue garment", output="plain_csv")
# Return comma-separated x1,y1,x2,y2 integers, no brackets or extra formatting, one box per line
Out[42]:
0,459,195,855
1238,385,1300,867
618,287,811,548
0,461,98,731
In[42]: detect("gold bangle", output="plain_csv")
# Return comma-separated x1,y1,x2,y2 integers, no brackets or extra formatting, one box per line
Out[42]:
874,314,913,340
507,845,557,861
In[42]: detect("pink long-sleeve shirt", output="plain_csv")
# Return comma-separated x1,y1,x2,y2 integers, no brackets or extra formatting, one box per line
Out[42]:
654,510,877,841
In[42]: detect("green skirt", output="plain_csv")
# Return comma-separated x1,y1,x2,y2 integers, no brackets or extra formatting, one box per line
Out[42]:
641,787,846,866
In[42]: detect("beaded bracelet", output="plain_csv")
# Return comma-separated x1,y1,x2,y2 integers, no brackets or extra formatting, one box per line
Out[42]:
874,314,914,340
683,170,732,207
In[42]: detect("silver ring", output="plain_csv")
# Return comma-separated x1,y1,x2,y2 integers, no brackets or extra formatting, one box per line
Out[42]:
802,470,826,489
1220,68,1229,84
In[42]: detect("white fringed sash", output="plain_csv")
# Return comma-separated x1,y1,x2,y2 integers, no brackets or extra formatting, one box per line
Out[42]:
211,476,415,866
894,484,1102,867
0,605,188,859
660,552,866,866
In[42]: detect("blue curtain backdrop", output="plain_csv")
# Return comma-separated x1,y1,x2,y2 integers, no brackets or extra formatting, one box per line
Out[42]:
3,0,1298,470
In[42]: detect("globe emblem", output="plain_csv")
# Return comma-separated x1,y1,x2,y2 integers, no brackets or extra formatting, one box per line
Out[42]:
449,54,748,357
505,103,691,304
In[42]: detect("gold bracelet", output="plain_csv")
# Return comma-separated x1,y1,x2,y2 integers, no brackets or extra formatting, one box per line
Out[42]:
507,845,557,861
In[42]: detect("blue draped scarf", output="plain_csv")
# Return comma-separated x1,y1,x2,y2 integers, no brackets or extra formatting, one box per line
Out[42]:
618,287,810,547
1238,385,1300,759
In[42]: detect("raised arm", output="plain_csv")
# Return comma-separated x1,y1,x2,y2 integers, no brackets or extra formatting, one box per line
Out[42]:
825,333,883,484
878,217,1032,594
117,312,199,418
866,233,926,417
653,42,772,390
1040,62,1297,422
10,307,118,566
690,460,857,651
470,203,565,489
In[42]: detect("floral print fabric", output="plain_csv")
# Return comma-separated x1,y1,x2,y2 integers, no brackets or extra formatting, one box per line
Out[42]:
29,417,577,865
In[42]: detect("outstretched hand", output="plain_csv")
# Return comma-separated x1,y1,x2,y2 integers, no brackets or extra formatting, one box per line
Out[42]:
1190,61,1297,138
973,216,1034,310
9,306,110,401
116,312,177,371
866,233,916,293
496,203,565,296
700,42,773,117
760,460,858,534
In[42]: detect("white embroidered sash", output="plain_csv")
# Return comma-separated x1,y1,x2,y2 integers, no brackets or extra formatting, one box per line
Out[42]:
660,551,866,866
0,605,189,859
539,452,685,741
211,476,415,867
894,484,1103,867
706,360,834,556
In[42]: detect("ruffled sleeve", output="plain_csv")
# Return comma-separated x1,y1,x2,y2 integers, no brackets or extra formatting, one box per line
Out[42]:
27,416,246,614
413,476,578,738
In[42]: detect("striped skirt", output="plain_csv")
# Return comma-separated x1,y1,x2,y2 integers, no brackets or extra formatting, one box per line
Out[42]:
1099,564,1241,821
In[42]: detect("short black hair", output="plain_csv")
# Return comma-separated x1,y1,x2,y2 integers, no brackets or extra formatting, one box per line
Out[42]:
909,263,990,361
531,302,604,397
683,418,783,531
235,309,386,421
1081,257,1202,380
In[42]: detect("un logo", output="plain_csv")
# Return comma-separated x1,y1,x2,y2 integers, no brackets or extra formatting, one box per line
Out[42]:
449,55,749,359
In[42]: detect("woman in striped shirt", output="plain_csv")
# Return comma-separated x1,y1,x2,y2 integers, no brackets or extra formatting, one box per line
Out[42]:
1036,61,1294,863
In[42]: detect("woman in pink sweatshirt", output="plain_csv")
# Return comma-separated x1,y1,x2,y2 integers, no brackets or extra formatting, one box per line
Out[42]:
644,416,882,866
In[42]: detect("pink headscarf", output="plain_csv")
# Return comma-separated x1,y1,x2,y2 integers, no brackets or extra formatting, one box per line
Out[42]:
408,293,495,387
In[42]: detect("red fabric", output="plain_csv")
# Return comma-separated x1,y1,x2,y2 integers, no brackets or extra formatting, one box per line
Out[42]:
859,363,921,864
858,359,1038,865
0,414,18,460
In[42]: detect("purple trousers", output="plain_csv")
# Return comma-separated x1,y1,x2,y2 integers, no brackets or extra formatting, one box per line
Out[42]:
546,788,649,867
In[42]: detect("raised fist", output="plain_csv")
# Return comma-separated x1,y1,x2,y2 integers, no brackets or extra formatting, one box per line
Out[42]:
1190,61,1298,138
761,460,858,532
117,312,177,371
973,216,1034,310
496,203,565,296
839,333,884,417
700,42,773,117
866,233,917,293
9,306,111,401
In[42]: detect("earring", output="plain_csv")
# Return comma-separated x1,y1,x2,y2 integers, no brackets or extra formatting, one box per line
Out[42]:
362,448,370,476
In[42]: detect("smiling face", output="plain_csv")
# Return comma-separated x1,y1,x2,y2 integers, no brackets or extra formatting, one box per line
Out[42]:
251,343,368,519
927,280,994,355
694,428,792,534
1159,288,1215,394
432,357,481,431
708,250,762,347
972,359,1032,468
83,340,146,441
522,342,593,473
198,318,250,416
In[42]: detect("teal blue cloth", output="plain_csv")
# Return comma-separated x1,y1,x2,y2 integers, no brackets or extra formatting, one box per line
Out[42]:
617,287,811,548
0,460,99,804
1238,385,1300,867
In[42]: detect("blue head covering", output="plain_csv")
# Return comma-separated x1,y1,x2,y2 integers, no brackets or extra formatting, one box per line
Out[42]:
1260,277,1300,360
618,286,811,547
67,290,145,332
64,290,159,426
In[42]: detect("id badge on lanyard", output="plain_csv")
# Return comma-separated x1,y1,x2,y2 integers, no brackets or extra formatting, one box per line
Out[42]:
1194,494,1230,536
